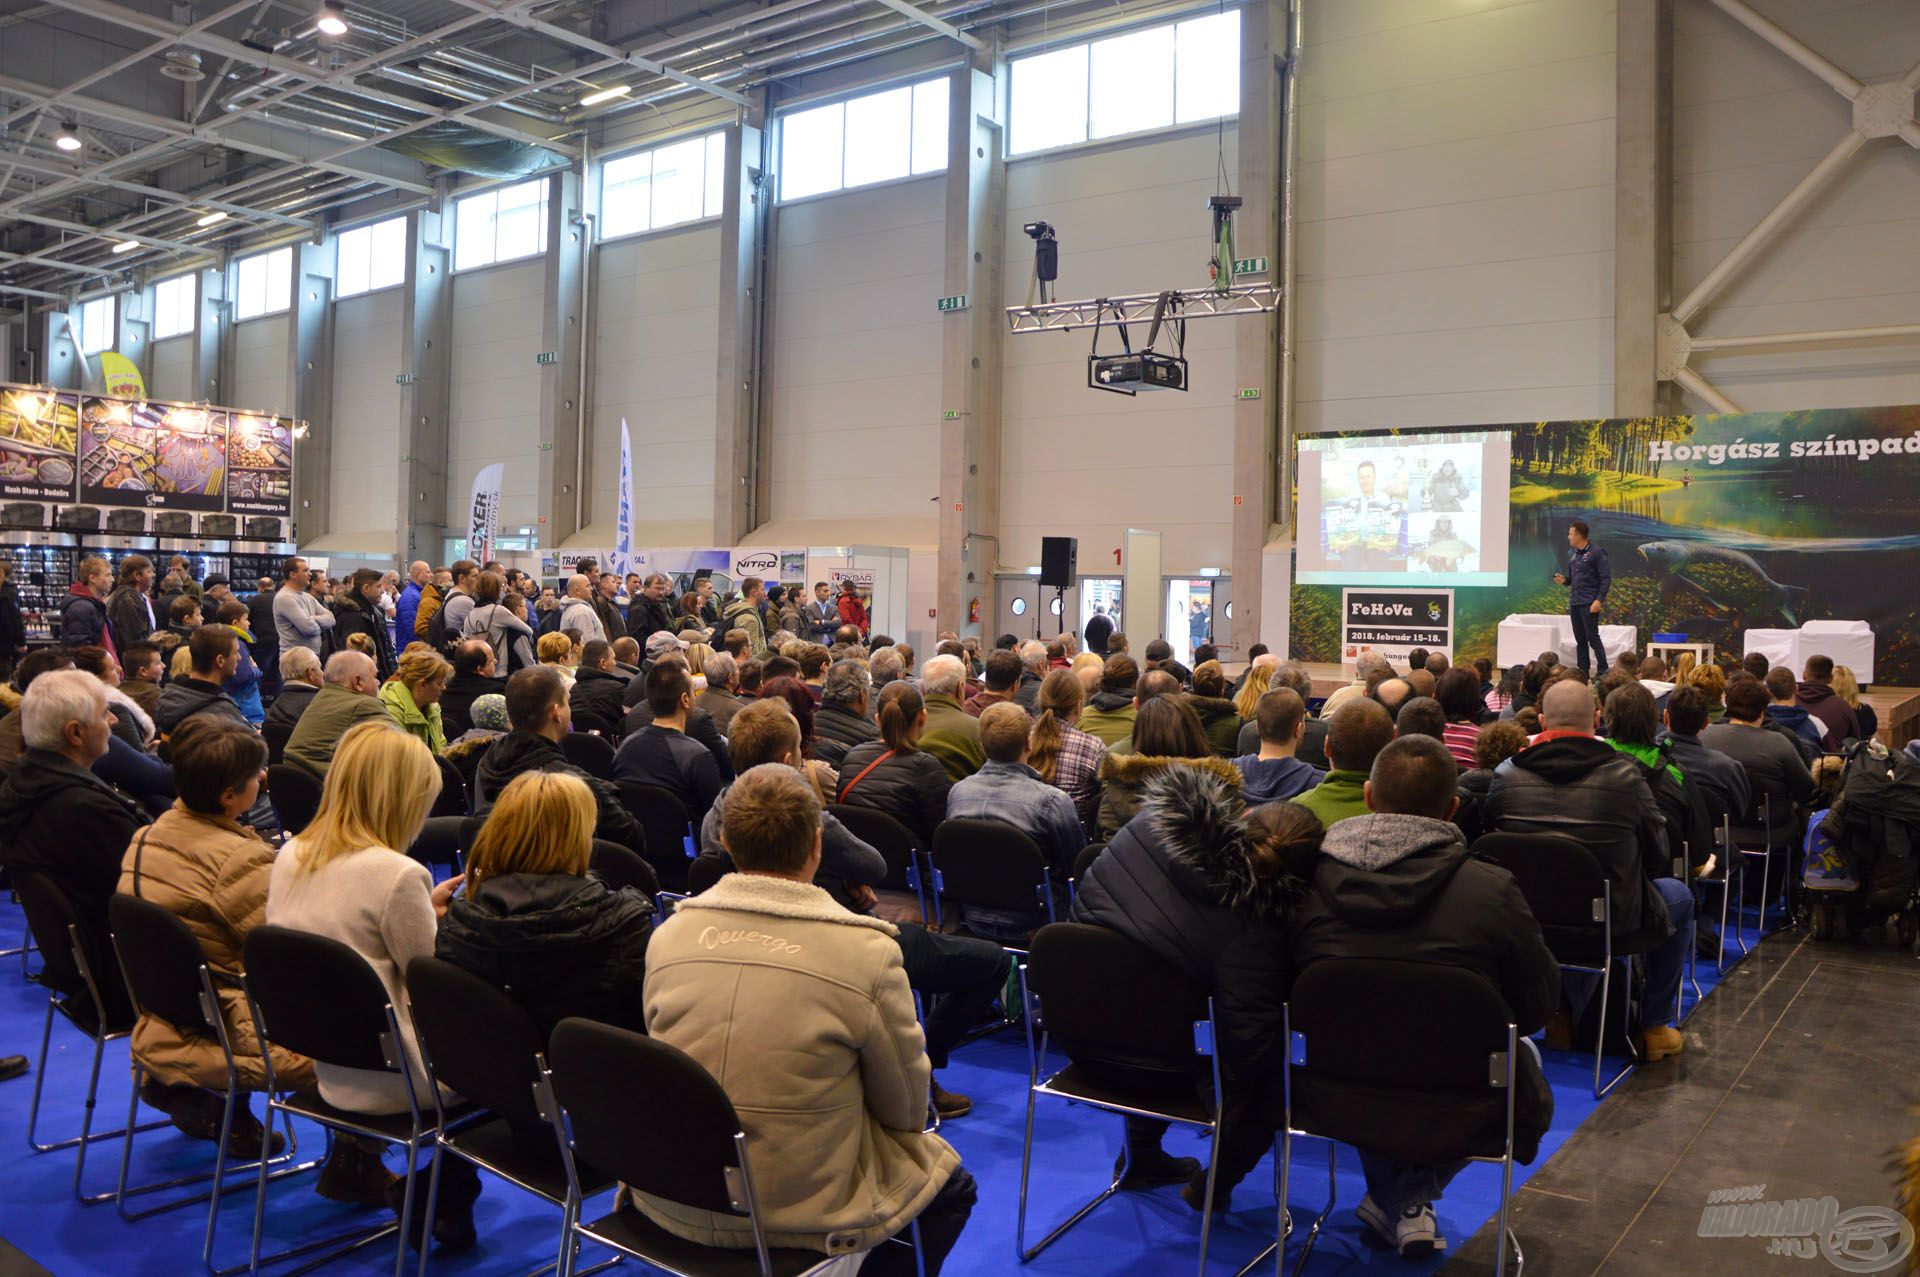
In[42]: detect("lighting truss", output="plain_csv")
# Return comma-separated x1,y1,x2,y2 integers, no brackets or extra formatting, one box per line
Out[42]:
1006,281,1281,335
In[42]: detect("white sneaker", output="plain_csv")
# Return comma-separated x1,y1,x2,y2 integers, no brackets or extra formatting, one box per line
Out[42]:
1357,1195,1445,1258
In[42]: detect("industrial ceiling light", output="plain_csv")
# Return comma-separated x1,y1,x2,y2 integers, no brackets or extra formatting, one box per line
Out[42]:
53,122,82,152
111,240,140,254
315,4,348,36
578,83,631,107
195,210,228,227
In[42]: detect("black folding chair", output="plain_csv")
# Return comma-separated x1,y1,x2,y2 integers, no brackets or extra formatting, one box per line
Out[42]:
405,958,618,1277
241,926,473,1277
827,804,928,920
1017,924,1243,1275
616,781,696,892
15,872,161,1203
1276,959,1525,1276
106,896,309,1267
929,818,1056,940
561,733,616,780
589,840,659,897
570,710,614,738
1729,766,1797,947
430,756,469,818
684,854,727,898
1474,832,1632,1099
261,720,293,767
547,1017,924,1277
265,764,321,839
1068,842,1107,904
406,815,470,873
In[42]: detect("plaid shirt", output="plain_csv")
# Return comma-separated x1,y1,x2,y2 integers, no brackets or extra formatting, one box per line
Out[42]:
1049,724,1108,835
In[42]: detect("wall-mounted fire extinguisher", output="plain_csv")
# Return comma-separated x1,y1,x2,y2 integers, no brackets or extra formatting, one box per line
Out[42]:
968,597,981,624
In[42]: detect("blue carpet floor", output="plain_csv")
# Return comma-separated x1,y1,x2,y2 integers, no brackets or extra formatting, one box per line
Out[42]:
0,894,1757,1276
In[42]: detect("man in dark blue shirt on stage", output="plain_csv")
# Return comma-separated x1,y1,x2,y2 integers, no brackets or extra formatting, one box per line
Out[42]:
1552,520,1611,676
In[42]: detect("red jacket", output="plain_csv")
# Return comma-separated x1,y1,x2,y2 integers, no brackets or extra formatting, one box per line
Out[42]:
837,593,869,633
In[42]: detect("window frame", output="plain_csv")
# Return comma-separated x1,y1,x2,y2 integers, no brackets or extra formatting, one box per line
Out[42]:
334,215,409,299
775,71,952,203
451,176,553,273
233,245,293,321
598,128,730,244
75,294,117,355
152,274,196,341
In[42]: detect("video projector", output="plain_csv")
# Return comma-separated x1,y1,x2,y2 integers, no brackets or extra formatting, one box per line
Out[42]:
1089,350,1186,393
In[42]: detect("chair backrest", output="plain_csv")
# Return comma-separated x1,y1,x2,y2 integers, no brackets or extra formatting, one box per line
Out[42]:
685,853,727,897
430,756,469,818
1027,923,1209,1082
266,764,322,837
241,925,402,1073
570,709,614,737
108,893,217,1037
827,804,921,895
1289,957,1513,1096
15,871,95,1003
1471,831,1609,961
590,839,660,896
616,780,692,888
407,815,469,870
1735,761,1796,839
561,732,616,780
1071,841,1107,883
932,818,1052,915
549,1017,753,1216
262,719,293,766
405,956,546,1127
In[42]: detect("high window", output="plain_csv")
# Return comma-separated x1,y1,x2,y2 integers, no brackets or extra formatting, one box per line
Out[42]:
75,294,116,354
1009,10,1240,156
453,177,551,271
779,76,949,200
152,274,195,340
335,216,407,297
602,131,728,239
234,246,292,319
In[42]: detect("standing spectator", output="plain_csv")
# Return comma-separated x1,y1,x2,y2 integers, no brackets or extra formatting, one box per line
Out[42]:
333,569,397,681
428,561,480,652
412,569,445,641
463,571,537,674
723,577,772,661
394,562,430,649
246,575,281,704
671,592,711,641
198,574,235,628
557,575,604,644
106,555,158,648
380,649,451,754
0,558,25,681
59,555,116,654
835,579,869,637
216,599,266,725
1084,604,1114,657
591,572,628,643
1025,669,1106,834
273,557,335,657
626,573,676,642
806,582,839,643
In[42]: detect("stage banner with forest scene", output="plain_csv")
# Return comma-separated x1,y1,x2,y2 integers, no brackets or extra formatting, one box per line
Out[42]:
1290,405,1920,687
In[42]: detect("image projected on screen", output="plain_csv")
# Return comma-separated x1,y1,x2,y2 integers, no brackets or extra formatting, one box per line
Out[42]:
1295,428,1512,587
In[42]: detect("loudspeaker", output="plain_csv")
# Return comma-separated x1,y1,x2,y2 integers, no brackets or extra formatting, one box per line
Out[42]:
1039,536,1078,587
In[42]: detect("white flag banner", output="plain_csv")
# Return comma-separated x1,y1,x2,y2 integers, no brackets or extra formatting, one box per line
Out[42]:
467,462,504,564
612,419,635,579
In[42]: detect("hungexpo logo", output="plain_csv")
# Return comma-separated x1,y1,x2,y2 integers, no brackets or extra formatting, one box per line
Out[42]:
1697,1186,1913,1272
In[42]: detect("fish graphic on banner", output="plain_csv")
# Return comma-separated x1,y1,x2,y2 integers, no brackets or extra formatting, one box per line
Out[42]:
611,419,635,579
468,463,504,565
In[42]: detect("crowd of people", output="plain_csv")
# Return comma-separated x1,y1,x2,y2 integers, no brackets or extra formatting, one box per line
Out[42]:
0,544,1871,1267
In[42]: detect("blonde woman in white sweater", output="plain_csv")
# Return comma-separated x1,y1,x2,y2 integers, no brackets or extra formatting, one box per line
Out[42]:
265,719,481,1251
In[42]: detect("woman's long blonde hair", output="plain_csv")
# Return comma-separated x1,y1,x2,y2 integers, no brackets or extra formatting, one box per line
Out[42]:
1833,664,1864,709
291,721,439,875
395,648,452,695
466,771,594,889
1234,662,1273,720
685,642,713,677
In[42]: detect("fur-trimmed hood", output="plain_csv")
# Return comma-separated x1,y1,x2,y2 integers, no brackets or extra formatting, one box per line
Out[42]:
1137,764,1299,922
1098,750,1242,788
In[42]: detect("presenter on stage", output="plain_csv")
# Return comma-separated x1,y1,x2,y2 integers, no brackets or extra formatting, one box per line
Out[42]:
1552,520,1611,676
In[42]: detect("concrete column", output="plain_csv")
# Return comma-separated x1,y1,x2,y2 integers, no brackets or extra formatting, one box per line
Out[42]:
1229,0,1287,654
398,207,453,564
188,264,224,403
39,308,80,391
1614,0,1672,416
937,55,1006,639
288,238,334,547
536,168,587,547
714,104,770,545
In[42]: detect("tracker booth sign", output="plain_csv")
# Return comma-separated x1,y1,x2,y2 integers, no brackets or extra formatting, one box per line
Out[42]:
1341,588,1454,675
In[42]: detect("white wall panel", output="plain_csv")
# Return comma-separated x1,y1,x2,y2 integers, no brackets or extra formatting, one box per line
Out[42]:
447,260,545,534
149,336,191,403
331,290,403,537
230,314,290,415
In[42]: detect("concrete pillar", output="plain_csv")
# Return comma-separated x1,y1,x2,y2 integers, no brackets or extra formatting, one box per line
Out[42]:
398,207,452,564
536,169,587,547
188,264,224,403
288,238,334,547
39,308,80,391
715,104,770,546
937,55,1006,639
1614,0,1672,416
1229,0,1287,654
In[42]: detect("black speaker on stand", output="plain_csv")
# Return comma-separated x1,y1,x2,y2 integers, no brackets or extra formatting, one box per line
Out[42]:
1040,537,1077,638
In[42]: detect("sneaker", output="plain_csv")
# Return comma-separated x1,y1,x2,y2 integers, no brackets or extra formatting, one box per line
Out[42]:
316,1140,399,1206
1642,1024,1684,1062
1115,1148,1201,1191
1358,1195,1443,1258
930,1079,971,1119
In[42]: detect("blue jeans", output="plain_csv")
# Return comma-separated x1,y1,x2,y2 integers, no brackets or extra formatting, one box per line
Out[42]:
1568,603,1606,674
1645,876,1694,1025
1359,1152,1468,1217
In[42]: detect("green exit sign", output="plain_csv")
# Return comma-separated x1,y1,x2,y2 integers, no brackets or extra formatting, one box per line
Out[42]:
1237,387,1262,400
394,372,417,385
936,294,968,312
1233,257,1269,275
535,351,558,365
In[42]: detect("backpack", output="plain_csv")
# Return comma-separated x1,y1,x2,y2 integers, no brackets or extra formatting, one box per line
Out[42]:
426,589,464,656
469,604,530,673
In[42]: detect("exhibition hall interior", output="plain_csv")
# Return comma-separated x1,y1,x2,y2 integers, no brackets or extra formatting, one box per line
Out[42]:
3,0,1920,1272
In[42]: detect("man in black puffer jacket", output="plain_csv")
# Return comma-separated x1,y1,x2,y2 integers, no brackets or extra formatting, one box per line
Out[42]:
474,668,646,857
568,640,630,734
1072,765,1303,1211
812,660,879,768
1292,735,1558,1259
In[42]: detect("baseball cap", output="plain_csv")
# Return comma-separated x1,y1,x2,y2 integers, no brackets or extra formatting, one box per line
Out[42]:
645,631,689,658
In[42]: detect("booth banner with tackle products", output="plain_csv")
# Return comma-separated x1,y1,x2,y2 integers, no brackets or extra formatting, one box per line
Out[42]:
225,412,294,516
79,395,228,511
0,385,80,500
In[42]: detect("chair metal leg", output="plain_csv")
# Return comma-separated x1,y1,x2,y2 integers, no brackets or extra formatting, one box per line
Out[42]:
1195,1115,1223,1277
1229,1135,1294,1277
1590,961,1634,1099
1286,1142,1338,1277
1015,1105,1128,1261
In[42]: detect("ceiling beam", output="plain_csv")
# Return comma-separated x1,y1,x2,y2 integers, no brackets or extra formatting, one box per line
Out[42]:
0,147,319,229
9,211,208,254
0,246,120,278
445,1,752,108
865,0,984,50
0,282,67,299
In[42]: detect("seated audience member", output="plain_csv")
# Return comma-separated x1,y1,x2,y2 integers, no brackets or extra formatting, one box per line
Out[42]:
1682,663,1726,724
1394,697,1448,744
1105,632,1130,658
1485,664,1522,717
156,627,250,736
437,771,653,1037
266,722,479,1248
1293,699,1396,829
613,662,724,826
624,653,732,779
1435,668,1488,767
475,668,646,854
1405,668,1438,699
609,636,644,679
1741,651,1770,683
1292,736,1559,1257
1238,663,1328,768
947,703,1086,939
835,683,954,846
1403,648,1428,676
1372,677,1415,721
1659,684,1752,846
266,647,325,734
1231,657,1274,727
1319,652,1388,718
569,639,628,730
1070,652,1104,699
1486,680,1693,1063
1186,661,1244,758
1763,667,1824,761
0,670,147,1022
119,641,165,718
284,651,391,779
380,649,451,754
1096,696,1241,838
536,631,576,691
696,651,746,733
68,647,172,815
1233,688,1324,805
641,766,975,1274
1833,664,1876,742
966,651,1022,718
1074,780,1315,1209
1454,719,1530,843
1796,654,1861,749
870,646,907,692
812,659,879,768
0,649,78,771
1424,652,1451,678
440,641,504,740
1027,669,1107,833
1143,638,1192,688
918,654,986,781
71,645,153,749
736,657,765,696
1701,676,1815,807
1079,655,1141,749
1603,683,1713,873
1013,641,1048,710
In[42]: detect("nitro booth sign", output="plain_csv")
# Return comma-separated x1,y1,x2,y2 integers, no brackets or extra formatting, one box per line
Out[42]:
1340,588,1453,674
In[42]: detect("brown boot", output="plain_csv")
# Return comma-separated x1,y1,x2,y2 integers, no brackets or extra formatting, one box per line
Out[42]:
1642,1025,1684,1062
1543,1008,1574,1052
316,1137,399,1206
930,1078,971,1119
